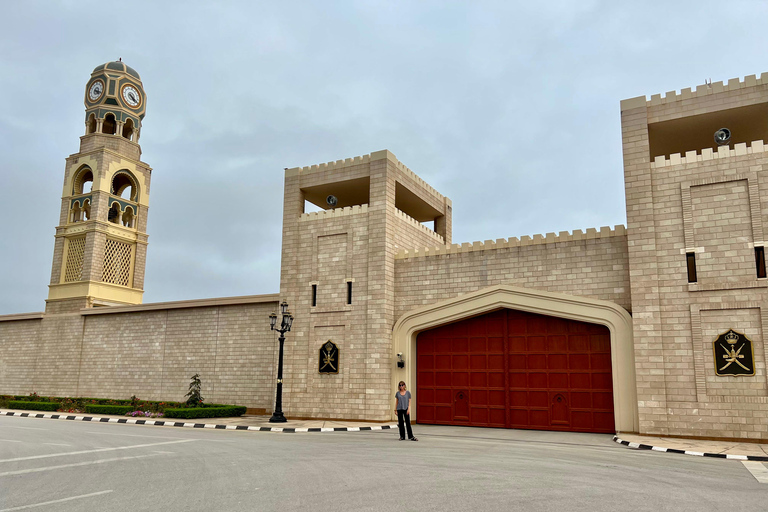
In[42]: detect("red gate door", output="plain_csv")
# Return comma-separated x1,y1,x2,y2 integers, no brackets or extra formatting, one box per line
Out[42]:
416,309,615,433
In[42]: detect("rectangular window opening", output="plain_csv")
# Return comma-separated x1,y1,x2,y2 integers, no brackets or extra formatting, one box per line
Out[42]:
756,247,767,279
311,284,317,307
686,252,697,283
347,281,352,305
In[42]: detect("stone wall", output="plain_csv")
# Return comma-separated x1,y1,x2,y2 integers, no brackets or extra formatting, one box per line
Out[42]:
0,296,279,410
394,229,631,320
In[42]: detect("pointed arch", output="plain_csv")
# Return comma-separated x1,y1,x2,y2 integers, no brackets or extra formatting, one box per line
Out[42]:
392,284,638,433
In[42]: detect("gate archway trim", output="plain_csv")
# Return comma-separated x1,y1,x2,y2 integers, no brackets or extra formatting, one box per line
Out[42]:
392,284,638,432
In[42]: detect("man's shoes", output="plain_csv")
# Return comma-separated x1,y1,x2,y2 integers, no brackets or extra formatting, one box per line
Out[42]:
399,437,404,441
410,437,418,441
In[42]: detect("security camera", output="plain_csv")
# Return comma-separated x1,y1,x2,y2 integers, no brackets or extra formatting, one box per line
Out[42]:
326,195,338,207
714,128,731,146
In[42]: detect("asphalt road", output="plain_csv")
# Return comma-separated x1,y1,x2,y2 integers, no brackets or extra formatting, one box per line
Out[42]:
0,415,765,511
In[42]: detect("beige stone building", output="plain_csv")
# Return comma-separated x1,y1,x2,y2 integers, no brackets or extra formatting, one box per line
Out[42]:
2,62,768,441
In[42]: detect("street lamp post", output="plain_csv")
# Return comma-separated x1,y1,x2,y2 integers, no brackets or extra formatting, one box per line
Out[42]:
269,300,293,423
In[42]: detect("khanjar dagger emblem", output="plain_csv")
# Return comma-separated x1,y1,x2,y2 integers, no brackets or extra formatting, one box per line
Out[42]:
319,340,339,374
713,329,755,377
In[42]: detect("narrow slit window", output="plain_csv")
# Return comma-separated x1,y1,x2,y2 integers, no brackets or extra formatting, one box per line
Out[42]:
311,284,317,307
756,247,767,278
347,281,352,305
686,252,697,283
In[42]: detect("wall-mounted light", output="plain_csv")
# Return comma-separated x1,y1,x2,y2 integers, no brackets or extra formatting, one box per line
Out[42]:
397,353,405,368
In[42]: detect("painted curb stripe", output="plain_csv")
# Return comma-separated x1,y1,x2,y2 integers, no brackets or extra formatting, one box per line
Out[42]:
613,435,768,461
2,411,396,434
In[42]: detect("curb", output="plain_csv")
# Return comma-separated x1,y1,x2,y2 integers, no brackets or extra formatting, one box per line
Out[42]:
2,411,397,434
613,435,768,461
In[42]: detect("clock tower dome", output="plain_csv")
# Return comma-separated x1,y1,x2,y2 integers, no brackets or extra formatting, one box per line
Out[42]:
46,60,152,313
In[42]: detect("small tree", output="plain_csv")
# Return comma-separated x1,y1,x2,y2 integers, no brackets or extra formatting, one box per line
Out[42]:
185,373,204,407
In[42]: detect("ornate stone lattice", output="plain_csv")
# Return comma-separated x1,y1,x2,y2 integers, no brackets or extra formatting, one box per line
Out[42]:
63,236,86,282
102,238,132,286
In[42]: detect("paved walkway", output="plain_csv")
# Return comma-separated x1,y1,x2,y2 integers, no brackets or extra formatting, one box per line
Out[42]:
614,433,768,460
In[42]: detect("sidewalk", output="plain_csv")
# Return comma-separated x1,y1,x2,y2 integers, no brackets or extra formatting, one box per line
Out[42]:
614,433,768,460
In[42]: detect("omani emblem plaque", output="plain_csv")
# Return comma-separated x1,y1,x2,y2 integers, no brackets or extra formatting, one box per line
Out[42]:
713,329,755,377
319,340,339,374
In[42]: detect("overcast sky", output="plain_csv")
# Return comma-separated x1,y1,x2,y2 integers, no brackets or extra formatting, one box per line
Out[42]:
1,1,767,315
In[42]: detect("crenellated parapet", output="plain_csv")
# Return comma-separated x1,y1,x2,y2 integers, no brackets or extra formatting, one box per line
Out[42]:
299,203,368,221
393,208,445,244
286,150,446,203
621,73,768,110
286,154,372,177
651,140,766,168
395,225,626,260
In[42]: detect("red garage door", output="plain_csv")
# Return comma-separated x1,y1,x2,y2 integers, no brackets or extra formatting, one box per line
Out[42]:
416,309,615,433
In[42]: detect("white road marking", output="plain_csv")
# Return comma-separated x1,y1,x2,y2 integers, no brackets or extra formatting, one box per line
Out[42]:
0,440,22,443
742,461,768,483
0,489,112,512
42,443,71,447
0,438,195,463
0,490,113,510
1,426,47,431
0,453,165,476
85,431,183,439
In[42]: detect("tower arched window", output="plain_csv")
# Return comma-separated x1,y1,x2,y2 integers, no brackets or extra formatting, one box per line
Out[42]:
73,167,93,195
122,206,135,228
108,202,120,224
111,172,138,202
103,113,117,135
70,201,82,223
122,118,134,141
87,114,97,134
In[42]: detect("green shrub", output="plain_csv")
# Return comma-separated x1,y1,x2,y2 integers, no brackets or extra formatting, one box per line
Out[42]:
185,373,204,407
9,401,60,411
84,405,134,415
163,405,246,419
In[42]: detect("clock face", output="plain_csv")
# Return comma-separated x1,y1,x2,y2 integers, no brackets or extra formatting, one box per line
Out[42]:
88,80,104,101
121,84,141,108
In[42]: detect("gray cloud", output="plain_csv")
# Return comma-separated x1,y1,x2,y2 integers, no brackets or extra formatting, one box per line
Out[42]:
2,1,767,314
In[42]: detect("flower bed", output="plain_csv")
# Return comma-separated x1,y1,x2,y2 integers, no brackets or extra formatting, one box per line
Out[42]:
1,393,245,418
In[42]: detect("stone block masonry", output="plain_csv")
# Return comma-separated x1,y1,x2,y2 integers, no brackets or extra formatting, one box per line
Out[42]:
623,72,768,440
0,296,279,410
394,230,631,320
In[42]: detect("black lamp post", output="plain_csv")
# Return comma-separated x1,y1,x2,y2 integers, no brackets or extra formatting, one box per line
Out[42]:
269,300,293,423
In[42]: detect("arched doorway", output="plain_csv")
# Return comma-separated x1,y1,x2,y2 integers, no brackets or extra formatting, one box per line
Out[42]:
392,284,638,433
416,309,614,433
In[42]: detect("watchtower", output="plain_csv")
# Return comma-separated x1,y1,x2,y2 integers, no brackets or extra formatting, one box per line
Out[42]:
621,73,768,437
46,60,152,313
279,150,452,420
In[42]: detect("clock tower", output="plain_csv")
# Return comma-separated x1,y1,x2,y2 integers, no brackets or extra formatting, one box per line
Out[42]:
46,60,152,313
